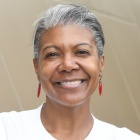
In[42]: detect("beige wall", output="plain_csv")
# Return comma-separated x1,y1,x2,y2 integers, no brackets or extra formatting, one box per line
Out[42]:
0,0,140,134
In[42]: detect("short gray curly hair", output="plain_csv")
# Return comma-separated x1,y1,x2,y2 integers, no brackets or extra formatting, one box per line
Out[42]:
33,4,105,60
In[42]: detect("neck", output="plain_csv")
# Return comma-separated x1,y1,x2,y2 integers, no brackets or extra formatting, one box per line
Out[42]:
41,98,93,140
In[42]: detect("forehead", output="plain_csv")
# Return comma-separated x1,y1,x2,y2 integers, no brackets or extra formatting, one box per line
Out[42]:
40,25,95,47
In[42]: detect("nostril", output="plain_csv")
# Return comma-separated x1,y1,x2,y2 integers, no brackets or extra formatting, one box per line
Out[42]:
58,64,75,73
57,57,79,73
59,69,72,73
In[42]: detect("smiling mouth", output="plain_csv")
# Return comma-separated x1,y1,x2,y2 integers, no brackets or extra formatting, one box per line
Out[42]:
55,80,84,88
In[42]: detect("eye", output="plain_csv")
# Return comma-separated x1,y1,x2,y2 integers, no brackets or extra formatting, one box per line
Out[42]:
45,52,60,59
75,50,90,56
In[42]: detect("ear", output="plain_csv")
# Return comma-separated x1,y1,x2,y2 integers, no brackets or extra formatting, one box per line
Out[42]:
33,58,40,81
99,54,105,75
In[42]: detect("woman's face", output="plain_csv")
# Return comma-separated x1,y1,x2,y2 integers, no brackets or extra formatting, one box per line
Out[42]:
34,25,104,107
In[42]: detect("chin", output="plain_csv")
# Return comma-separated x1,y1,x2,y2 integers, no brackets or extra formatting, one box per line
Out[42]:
56,97,89,108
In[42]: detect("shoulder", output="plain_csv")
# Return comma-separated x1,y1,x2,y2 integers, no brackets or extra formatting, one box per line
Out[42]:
114,127,140,139
87,116,140,140
0,106,40,125
0,105,42,139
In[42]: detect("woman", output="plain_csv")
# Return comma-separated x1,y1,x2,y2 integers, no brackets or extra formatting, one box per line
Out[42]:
0,4,139,140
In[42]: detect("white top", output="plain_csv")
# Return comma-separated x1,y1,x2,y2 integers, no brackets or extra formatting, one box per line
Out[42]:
0,105,139,140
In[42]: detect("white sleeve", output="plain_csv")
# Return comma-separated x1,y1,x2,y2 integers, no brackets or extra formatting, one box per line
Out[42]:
115,127,140,140
0,116,7,140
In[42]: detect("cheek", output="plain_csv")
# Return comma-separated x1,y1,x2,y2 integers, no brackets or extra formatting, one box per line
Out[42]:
88,64,99,77
80,58,100,78
39,62,58,81
39,63,58,95
86,60,100,93
80,58,100,92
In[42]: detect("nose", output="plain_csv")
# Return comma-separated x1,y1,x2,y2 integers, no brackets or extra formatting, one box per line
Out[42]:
58,55,79,73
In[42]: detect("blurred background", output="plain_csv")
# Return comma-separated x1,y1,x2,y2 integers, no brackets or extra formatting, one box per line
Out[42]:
0,0,140,134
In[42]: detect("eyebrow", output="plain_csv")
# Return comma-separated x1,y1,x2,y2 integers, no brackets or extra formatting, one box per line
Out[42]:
42,45,60,53
42,42,93,53
75,43,93,48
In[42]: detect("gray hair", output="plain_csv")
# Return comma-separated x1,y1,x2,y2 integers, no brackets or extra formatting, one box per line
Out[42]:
33,4,105,60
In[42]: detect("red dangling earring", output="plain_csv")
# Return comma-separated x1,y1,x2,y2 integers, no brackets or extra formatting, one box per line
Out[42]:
37,81,41,98
98,77,102,96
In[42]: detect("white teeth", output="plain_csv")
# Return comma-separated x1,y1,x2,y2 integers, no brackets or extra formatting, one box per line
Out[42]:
60,80,82,86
